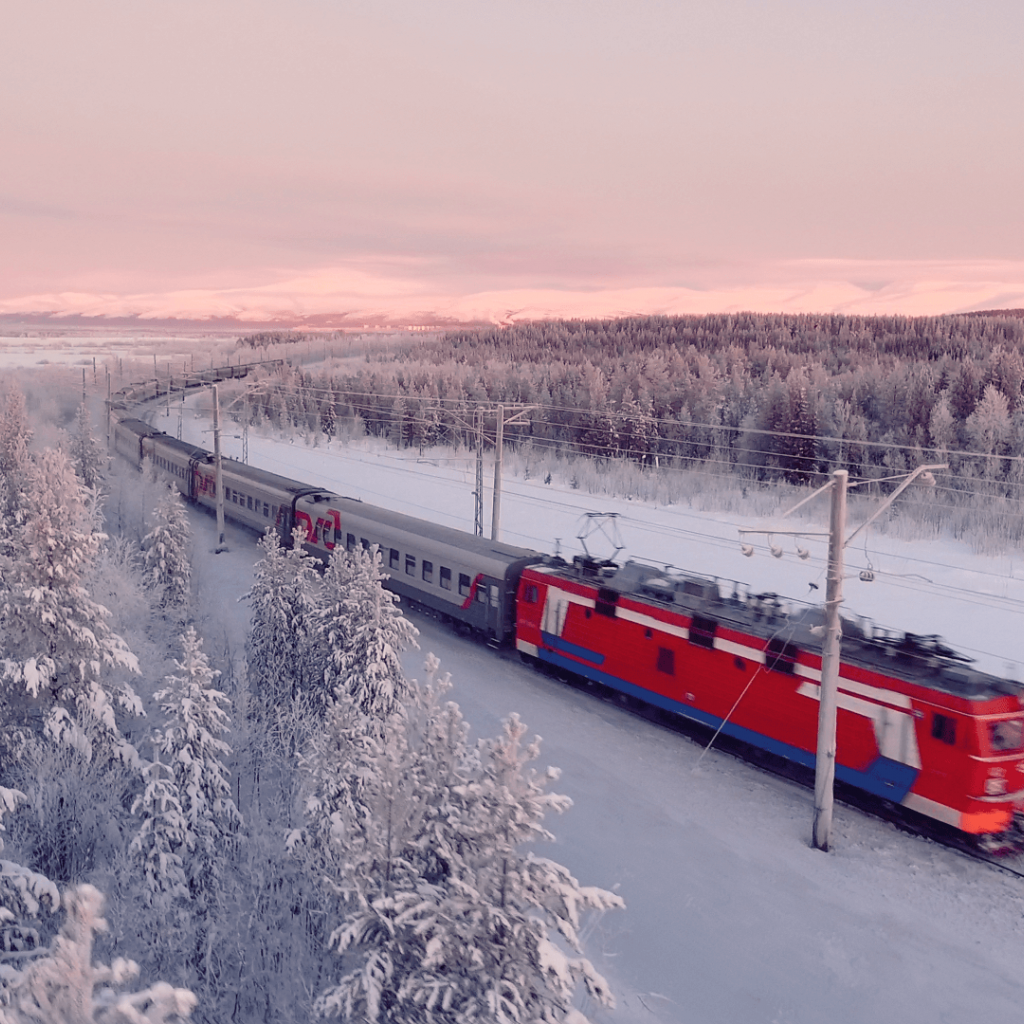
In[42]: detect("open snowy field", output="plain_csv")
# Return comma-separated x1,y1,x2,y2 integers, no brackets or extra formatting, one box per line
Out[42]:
163,387,1024,1023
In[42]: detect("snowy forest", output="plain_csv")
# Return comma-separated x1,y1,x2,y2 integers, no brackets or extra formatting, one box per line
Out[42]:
236,313,1024,546
0,378,622,1023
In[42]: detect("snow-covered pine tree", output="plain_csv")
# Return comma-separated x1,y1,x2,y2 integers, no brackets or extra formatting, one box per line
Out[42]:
67,401,107,492
154,627,242,906
1,883,196,1024
397,710,622,1023
129,757,189,907
0,786,59,980
300,656,622,1024
292,661,445,1021
330,545,418,721
305,543,359,713
125,755,192,989
0,447,141,764
244,527,321,710
0,384,33,558
141,489,193,616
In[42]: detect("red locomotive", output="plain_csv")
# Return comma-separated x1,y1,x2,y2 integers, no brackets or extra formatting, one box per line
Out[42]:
515,557,1024,841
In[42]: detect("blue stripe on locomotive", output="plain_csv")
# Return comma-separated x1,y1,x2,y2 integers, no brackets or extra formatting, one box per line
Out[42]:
534,646,919,802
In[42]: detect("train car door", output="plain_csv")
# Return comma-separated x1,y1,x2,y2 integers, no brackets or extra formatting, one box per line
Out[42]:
486,580,502,641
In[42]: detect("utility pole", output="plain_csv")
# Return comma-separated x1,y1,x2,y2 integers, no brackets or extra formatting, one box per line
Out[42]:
739,462,945,852
489,404,534,542
813,469,847,851
491,404,504,541
474,408,484,537
212,384,227,553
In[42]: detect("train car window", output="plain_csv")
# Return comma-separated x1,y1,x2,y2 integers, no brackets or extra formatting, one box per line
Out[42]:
524,584,539,604
657,647,675,674
422,560,434,583
389,548,400,570
440,567,452,590
765,638,799,674
347,533,356,551
405,554,416,576
689,615,718,650
459,573,472,598
263,502,270,519
489,585,499,607
247,495,253,511
989,719,1024,752
360,538,369,550
931,713,957,745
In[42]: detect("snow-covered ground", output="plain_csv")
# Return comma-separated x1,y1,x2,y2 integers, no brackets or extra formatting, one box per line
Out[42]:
167,394,1024,1024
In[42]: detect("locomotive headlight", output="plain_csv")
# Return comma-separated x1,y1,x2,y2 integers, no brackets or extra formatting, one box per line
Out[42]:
985,777,1008,796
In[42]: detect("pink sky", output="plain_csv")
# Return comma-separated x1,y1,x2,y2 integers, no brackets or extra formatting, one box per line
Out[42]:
3,1,1023,324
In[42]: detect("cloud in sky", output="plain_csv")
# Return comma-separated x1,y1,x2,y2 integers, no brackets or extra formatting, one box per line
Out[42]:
3,1,1023,322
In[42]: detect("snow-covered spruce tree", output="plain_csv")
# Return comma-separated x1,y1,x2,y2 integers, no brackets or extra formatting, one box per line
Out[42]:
153,627,242,908
0,385,33,560
67,401,107,493
124,756,191,988
298,656,621,1024
1,883,196,1024
129,757,189,908
304,542,359,713
141,489,193,617
0,447,141,764
244,527,321,711
400,710,622,1023
326,544,418,721
0,786,59,984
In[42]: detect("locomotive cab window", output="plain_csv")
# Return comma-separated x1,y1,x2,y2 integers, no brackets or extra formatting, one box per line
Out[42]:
596,587,619,618
931,713,957,746
524,584,539,604
656,647,675,675
440,567,452,590
989,719,1024,752
405,554,416,576
689,615,717,650
459,573,472,598
422,560,434,583
765,638,799,674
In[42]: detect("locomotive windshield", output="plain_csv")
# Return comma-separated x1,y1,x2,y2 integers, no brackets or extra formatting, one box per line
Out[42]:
988,719,1024,753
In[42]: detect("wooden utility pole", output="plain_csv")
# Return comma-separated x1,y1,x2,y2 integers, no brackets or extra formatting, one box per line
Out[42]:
813,470,847,851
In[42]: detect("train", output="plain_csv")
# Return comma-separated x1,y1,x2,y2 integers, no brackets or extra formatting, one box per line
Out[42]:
112,413,1024,845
